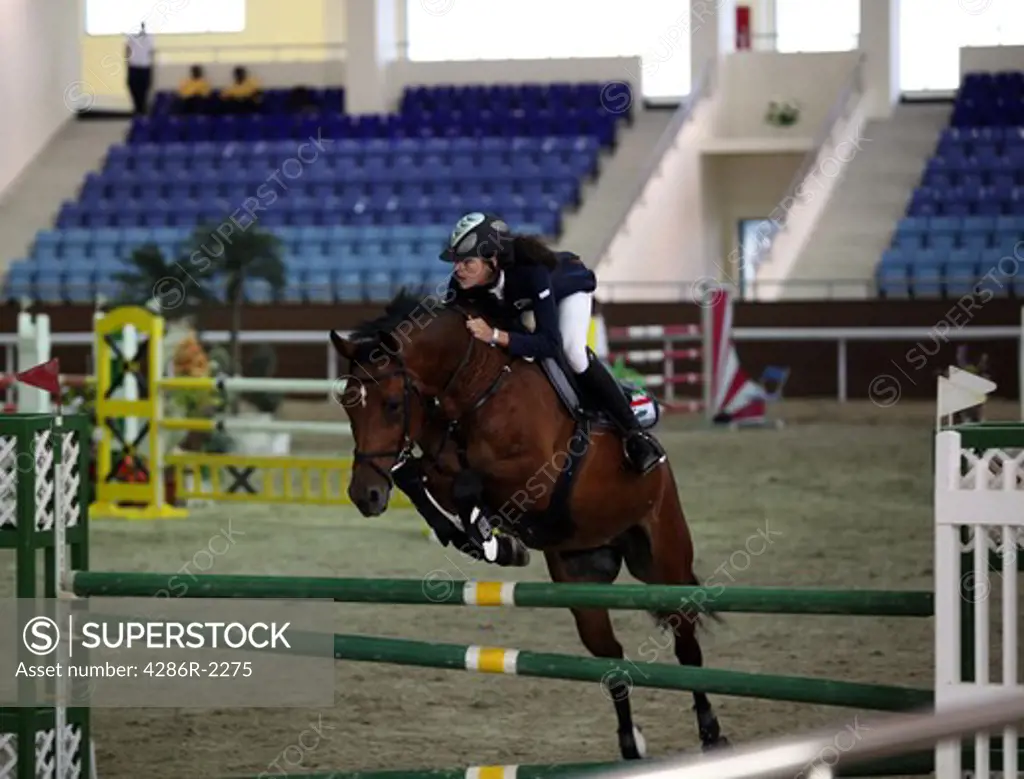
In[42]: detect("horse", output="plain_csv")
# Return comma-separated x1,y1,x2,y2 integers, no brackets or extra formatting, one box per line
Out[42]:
329,289,729,759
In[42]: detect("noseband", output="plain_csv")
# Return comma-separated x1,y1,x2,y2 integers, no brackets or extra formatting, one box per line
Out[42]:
350,309,512,486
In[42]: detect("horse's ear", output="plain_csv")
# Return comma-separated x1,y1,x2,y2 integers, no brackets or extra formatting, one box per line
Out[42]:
329,330,355,359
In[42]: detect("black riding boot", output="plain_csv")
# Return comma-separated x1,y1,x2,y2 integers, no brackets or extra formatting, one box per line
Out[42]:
577,358,666,475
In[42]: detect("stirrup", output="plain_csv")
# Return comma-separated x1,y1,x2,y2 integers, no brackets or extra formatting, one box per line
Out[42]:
624,431,666,475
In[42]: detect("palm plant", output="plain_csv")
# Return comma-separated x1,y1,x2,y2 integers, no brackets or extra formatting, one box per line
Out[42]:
182,221,285,373
112,243,217,320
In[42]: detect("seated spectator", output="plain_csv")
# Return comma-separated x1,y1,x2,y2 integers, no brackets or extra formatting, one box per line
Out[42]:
220,66,262,113
173,65,212,114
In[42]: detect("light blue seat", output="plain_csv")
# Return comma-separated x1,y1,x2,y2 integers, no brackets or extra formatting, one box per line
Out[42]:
946,261,978,296
306,272,332,303
244,279,273,303
365,270,392,300
335,271,364,302
960,232,990,250
66,269,94,302
911,262,943,298
395,270,424,290
876,255,909,298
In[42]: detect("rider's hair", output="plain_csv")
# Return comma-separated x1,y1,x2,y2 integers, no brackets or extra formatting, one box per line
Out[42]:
506,234,558,270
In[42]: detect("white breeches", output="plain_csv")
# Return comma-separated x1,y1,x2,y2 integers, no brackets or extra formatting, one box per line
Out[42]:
557,291,593,374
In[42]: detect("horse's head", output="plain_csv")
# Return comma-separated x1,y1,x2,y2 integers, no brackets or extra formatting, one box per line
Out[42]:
330,289,472,516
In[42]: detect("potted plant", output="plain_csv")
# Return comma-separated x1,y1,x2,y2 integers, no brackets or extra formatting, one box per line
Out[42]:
765,99,801,127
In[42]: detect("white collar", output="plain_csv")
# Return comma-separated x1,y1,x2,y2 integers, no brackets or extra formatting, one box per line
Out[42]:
488,270,505,300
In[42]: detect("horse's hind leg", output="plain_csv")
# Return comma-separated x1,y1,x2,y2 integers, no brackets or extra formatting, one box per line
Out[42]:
544,549,647,760
636,481,730,751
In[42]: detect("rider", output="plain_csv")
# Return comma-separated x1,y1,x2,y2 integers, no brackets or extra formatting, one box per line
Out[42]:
439,211,666,474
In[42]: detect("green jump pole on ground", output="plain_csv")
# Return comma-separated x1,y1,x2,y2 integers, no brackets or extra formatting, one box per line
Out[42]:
70,610,934,713
326,633,933,712
70,572,934,617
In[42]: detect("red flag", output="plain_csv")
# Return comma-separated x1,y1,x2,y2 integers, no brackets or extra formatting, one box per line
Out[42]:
16,358,62,398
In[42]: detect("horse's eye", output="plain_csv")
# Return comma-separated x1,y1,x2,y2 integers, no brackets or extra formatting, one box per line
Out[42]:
384,398,402,413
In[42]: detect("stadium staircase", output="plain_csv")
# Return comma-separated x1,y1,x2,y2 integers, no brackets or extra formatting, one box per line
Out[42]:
877,70,1024,299
0,120,130,281
2,82,633,305
552,107,675,265
786,103,950,297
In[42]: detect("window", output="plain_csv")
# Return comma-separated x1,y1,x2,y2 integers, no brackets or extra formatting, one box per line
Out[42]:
85,0,245,35
900,0,1024,92
775,0,859,52
405,0,690,99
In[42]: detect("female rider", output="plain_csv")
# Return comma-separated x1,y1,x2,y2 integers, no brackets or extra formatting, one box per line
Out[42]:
440,211,666,474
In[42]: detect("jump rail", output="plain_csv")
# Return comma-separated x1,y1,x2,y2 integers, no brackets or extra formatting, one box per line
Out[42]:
69,572,935,616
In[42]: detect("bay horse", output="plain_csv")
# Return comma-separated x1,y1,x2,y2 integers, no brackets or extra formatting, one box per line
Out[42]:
330,290,729,759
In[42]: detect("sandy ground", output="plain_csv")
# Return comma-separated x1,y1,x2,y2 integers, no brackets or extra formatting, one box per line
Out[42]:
2,399,1022,778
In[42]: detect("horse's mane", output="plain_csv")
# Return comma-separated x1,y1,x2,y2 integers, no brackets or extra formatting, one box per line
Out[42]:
347,285,520,365
347,286,472,363
350,288,437,342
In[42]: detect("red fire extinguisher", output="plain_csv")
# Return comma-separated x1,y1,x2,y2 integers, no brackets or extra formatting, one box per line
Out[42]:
736,5,751,50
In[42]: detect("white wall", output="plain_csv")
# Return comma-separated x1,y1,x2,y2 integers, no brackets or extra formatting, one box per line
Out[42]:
960,45,1024,75
710,51,862,139
594,100,713,302
700,151,803,279
0,0,81,198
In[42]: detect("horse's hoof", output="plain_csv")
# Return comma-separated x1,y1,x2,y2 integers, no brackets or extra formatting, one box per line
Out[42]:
619,725,647,760
701,735,731,752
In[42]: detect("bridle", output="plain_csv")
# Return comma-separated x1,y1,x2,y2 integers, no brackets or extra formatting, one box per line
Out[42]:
350,307,513,487
349,355,421,486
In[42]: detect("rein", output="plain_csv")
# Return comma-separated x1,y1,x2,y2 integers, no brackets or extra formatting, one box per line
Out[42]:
351,304,513,484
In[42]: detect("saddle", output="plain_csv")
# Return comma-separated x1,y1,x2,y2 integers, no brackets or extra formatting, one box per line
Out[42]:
537,348,660,432
478,348,661,549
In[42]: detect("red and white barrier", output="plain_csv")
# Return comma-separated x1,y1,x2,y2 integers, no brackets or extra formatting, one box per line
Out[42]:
598,286,767,423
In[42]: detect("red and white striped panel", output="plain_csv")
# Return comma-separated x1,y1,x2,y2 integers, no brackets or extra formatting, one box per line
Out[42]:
641,372,703,388
608,324,700,339
708,289,765,423
608,348,701,363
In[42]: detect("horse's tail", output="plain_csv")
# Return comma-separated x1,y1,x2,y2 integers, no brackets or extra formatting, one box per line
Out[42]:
649,569,726,636
617,525,725,634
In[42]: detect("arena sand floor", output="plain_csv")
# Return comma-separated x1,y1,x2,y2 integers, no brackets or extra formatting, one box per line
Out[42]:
3,399,1022,778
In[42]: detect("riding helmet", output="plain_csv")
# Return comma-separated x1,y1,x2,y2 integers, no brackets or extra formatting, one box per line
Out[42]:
439,212,513,264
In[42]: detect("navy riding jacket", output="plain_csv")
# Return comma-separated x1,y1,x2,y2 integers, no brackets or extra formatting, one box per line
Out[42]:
449,251,596,361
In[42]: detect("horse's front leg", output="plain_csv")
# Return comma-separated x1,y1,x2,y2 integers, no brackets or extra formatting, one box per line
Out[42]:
450,469,530,566
391,457,466,546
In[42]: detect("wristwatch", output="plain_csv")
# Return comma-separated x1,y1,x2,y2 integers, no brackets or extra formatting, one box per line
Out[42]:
489,328,500,347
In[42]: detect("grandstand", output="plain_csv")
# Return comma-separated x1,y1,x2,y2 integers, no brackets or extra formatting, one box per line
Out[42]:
7,82,622,304
3,4,1022,307
0,1,1020,390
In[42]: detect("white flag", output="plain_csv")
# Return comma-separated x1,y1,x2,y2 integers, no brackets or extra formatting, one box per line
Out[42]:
948,365,997,396
937,375,989,420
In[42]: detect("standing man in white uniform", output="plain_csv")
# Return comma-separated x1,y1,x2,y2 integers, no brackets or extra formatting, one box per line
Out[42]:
125,22,154,115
